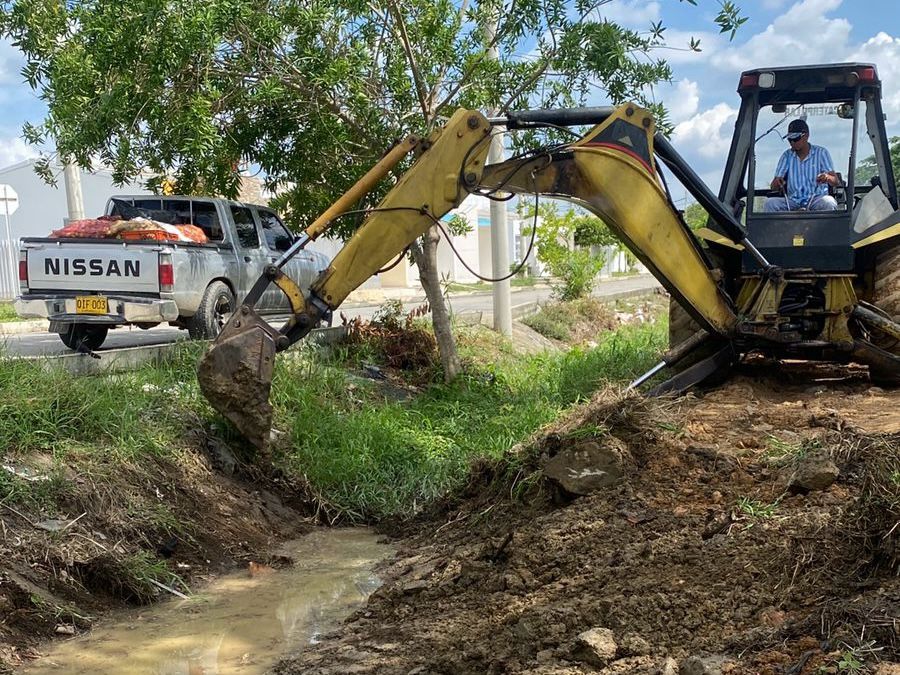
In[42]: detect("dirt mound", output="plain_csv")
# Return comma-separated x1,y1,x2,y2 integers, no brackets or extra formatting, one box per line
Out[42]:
275,377,899,675
0,432,312,671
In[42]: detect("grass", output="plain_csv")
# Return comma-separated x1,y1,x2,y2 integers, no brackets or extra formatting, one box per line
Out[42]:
0,309,666,521
0,301,24,322
736,496,780,519
522,296,620,343
274,320,665,518
444,276,539,294
764,435,820,465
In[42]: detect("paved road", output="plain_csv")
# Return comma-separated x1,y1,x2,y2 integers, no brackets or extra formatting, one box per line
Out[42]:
2,276,660,358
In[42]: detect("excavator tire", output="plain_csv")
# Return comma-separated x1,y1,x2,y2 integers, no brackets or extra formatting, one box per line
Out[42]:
868,242,900,362
873,243,900,323
668,298,700,349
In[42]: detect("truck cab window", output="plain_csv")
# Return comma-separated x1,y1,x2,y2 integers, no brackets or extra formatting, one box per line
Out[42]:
230,206,260,249
259,211,294,252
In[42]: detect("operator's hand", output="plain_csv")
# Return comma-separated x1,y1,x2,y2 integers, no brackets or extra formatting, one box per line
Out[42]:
816,171,838,186
771,176,786,191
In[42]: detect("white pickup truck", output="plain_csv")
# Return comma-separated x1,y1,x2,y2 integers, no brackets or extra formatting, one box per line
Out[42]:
15,195,330,351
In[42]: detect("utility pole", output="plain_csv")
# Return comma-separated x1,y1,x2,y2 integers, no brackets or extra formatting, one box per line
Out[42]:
485,12,512,336
63,159,85,223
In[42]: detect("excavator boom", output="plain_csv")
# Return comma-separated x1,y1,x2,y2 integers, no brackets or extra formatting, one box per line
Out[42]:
197,102,900,446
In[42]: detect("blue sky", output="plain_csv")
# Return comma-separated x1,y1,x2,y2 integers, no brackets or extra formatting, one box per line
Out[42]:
630,0,900,193
0,0,897,199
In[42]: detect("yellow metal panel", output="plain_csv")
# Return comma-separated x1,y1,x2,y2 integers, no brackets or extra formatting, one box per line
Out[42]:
851,222,900,249
695,227,744,250
312,110,492,308
822,276,856,343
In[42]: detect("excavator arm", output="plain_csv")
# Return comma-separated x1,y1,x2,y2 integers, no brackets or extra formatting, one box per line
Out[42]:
197,104,753,446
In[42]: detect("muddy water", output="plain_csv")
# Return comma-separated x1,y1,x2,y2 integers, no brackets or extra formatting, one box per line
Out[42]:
23,528,392,675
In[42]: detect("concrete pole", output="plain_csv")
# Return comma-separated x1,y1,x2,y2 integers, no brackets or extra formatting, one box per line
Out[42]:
63,159,85,223
485,14,512,336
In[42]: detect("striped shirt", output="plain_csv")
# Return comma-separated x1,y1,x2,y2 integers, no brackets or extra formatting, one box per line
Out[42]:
774,144,834,209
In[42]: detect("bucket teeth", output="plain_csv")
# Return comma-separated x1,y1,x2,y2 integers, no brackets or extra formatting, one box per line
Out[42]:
197,310,278,448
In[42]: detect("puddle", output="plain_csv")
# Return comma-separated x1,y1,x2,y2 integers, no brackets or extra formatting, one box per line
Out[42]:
22,528,392,674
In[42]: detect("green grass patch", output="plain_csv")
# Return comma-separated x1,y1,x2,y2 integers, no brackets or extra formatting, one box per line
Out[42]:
0,350,204,461
274,320,665,519
522,296,619,343
0,301,23,322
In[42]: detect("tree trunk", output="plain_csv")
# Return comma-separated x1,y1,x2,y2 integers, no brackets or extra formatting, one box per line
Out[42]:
410,225,462,382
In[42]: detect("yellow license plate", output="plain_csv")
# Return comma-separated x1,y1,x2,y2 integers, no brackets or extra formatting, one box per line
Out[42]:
75,296,108,315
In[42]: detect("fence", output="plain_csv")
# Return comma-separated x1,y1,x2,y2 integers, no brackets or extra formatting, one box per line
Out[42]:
0,239,19,300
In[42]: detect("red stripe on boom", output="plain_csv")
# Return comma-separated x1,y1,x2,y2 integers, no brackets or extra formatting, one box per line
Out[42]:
583,141,655,176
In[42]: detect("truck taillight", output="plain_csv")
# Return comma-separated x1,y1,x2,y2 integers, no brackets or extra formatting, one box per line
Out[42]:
18,252,28,292
159,255,174,292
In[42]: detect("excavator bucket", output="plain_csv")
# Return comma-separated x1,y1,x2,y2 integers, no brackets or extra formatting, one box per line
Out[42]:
197,306,280,448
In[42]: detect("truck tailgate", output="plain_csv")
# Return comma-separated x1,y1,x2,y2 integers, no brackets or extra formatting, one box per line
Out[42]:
25,242,161,293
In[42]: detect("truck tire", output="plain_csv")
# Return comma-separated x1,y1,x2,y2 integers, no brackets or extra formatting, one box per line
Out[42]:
59,324,109,351
188,281,235,340
668,298,700,348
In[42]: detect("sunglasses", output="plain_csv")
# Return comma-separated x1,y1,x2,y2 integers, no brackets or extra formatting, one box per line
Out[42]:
786,133,806,142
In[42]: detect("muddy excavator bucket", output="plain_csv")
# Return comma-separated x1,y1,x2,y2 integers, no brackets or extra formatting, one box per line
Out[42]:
197,306,281,448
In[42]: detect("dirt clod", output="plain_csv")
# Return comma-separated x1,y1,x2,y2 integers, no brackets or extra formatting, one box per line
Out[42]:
573,627,617,668
786,452,841,493
543,437,628,496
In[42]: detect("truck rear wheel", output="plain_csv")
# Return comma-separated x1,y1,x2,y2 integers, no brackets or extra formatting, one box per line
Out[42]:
59,324,109,351
188,281,235,340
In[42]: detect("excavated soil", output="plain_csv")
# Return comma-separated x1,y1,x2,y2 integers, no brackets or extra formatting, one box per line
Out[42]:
275,373,899,675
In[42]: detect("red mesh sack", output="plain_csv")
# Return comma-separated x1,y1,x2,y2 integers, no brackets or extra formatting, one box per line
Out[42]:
50,216,120,239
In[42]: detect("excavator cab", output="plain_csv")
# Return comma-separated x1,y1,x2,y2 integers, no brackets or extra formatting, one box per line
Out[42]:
708,63,899,273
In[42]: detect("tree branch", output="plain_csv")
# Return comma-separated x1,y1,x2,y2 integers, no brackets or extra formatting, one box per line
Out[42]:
384,0,431,121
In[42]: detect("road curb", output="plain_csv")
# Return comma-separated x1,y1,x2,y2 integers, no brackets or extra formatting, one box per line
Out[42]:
20,326,340,374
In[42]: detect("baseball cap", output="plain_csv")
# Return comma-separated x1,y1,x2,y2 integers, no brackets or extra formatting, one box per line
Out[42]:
784,119,809,140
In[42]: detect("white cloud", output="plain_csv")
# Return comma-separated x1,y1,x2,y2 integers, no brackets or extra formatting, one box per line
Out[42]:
672,103,738,159
848,32,900,125
595,0,660,29
713,0,851,72
660,78,700,124
0,136,38,169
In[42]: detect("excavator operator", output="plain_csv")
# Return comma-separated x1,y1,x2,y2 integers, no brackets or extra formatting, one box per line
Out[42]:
765,118,839,212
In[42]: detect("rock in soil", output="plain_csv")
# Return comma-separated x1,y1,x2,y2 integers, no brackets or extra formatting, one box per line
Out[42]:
785,452,840,493
573,627,617,667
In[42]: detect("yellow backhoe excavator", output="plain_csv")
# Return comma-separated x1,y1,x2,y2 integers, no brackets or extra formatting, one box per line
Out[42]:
198,63,900,447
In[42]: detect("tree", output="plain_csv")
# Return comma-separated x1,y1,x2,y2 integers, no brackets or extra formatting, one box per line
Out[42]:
855,136,900,193
682,201,709,230
528,204,605,300
1,0,745,381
